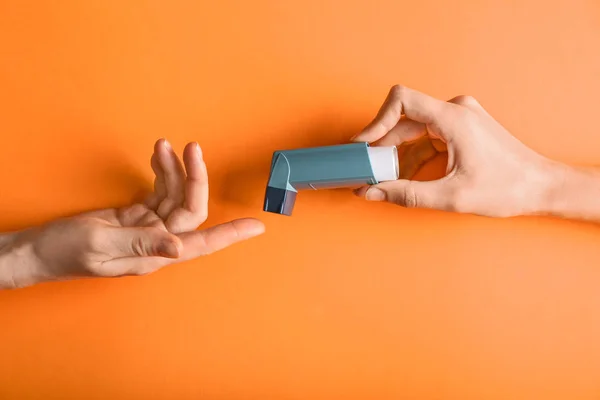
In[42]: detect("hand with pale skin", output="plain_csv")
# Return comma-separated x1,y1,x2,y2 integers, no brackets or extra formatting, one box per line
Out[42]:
0,139,265,289
353,85,600,222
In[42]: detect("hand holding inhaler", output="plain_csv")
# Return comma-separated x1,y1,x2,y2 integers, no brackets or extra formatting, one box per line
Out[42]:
264,85,600,221
353,85,577,219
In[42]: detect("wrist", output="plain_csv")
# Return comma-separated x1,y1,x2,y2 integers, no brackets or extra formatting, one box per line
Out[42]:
536,161,600,221
511,157,566,217
0,232,18,289
533,160,569,216
0,229,48,289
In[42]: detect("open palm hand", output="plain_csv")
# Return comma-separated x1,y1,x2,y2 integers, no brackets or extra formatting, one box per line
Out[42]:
3,139,264,288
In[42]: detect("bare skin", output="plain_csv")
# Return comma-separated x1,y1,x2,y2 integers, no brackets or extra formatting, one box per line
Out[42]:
2,86,600,289
353,85,600,222
0,139,265,289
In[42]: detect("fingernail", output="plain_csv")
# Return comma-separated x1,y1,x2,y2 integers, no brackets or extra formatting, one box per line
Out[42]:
195,142,202,158
365,187,386,201
163,139,172,151
157,240,180,258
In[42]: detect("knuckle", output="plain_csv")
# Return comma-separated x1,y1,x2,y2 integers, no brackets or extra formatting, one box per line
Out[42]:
393,184,419,208
130,235,147,257
452,95,478,107
230,220,242,240
405,188,419,209
390,84,407,99
195,231,211,255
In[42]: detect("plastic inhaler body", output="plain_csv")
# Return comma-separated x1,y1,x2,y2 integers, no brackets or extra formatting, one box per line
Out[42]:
263,142,399,216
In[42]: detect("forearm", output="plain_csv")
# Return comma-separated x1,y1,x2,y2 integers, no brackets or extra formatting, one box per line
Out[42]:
0,230,45,290
0,232,18,289
541,163,600,223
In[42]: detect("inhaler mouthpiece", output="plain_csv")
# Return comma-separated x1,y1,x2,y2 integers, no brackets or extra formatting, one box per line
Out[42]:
367,146,399,182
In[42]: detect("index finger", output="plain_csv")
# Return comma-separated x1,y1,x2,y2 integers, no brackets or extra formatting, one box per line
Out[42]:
352,85,448,143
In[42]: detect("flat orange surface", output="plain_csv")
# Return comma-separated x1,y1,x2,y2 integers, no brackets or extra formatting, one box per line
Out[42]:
1,1,600,398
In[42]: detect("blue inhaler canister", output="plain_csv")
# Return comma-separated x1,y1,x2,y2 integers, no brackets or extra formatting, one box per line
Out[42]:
263,142,399,216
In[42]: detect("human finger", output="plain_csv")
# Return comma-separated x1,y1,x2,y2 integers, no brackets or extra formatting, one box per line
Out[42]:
351,85,450,144
165,142,209,233
155,139,187,220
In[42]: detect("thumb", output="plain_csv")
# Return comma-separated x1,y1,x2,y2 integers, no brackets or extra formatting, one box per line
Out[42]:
104,226,183,259
362,179,454,210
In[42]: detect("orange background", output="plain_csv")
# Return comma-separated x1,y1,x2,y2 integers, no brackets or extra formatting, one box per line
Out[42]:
1,1,600,398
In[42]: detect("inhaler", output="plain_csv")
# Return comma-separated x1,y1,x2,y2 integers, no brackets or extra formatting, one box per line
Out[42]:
263,142,399,216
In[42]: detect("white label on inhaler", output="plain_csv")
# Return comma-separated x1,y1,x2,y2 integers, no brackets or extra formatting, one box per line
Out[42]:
367,146,399,182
